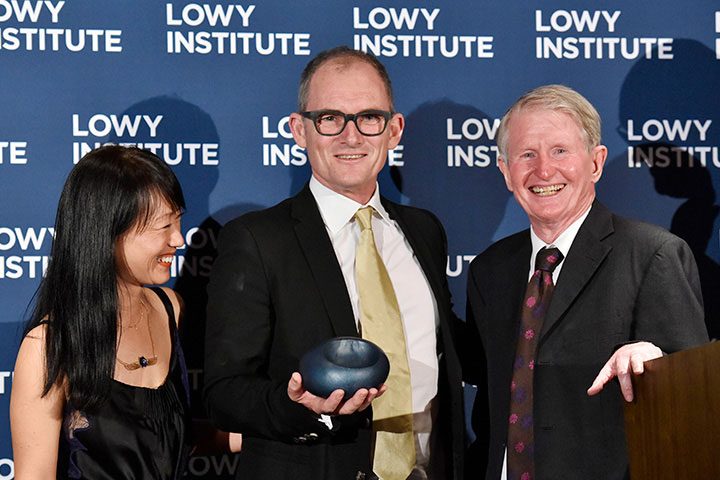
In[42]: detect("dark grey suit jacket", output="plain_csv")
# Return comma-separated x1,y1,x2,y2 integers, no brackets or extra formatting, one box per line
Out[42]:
204,184,464,479
465,201,708,480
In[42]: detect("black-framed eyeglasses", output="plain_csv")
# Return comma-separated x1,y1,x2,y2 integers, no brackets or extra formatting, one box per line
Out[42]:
301,110,394,136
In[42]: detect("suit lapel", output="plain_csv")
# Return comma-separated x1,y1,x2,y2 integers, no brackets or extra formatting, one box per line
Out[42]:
540,202,614,340
507,241,533,322
291,185,359,338
501,236,534,363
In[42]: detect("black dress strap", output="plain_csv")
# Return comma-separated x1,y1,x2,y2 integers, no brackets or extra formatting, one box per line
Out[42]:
149,287,191,408
149,287,176,321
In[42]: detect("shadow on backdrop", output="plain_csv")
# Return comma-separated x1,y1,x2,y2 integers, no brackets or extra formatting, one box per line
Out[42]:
109,96,264,426
392,100,510,469
397,99,510,314
607,39,720,339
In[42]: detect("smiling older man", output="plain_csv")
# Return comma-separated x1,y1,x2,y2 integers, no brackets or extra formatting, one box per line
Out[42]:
464,84,708,480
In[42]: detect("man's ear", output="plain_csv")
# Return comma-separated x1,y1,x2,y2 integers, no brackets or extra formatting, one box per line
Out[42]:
387,113,404,149
289,112,307,148
590,145,607,184
498,157,514,192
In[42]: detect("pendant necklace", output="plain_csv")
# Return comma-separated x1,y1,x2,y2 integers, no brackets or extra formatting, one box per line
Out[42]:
117,295,158,371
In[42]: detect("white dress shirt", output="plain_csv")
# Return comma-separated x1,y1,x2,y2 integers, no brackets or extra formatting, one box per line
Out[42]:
309,176,439,477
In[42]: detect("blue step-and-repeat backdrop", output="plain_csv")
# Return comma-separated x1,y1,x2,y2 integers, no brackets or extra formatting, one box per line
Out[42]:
2,1,719,477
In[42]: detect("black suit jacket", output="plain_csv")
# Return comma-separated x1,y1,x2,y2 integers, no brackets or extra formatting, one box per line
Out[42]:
204,184,464,479
465,201,708,479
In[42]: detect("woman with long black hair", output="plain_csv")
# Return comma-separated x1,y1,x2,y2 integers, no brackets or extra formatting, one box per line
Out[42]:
10,145,237,479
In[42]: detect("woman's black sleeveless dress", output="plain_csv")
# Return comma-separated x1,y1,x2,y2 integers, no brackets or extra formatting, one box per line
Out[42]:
57,287,193,479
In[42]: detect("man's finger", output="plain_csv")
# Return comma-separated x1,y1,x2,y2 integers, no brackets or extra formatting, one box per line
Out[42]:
617,372,634,402
587,364,613,395
337,389,368,415
630,355,646,374
324,389,345,412
357,388,378,412
287,372,304,400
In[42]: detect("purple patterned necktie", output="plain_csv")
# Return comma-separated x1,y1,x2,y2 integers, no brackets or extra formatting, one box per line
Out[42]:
507,246,563,480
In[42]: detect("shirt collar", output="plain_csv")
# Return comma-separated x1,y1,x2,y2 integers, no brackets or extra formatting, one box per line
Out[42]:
309,176,390,234
530,204,592,265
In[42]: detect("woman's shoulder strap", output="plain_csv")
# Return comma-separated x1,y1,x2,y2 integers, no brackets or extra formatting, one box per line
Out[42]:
149,287,175,321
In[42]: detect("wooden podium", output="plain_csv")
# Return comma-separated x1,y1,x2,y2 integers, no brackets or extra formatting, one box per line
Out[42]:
623,341,720,479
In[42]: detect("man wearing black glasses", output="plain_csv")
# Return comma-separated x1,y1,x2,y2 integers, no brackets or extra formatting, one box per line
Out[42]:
204,46,464,480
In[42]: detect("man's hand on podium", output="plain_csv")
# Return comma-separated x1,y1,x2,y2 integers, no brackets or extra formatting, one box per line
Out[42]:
587,341,663,402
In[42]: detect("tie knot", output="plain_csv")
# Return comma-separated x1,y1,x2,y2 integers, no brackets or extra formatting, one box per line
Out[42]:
535,246,563,273
355,206,375,232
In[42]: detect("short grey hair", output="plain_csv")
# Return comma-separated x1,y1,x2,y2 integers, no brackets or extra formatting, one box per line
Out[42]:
496,84,602,160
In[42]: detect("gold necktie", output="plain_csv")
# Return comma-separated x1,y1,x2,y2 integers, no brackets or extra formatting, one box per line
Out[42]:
354,206,415,480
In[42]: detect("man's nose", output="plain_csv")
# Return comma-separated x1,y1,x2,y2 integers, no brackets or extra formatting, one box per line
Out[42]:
534,152,555,178
339,118,364,145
